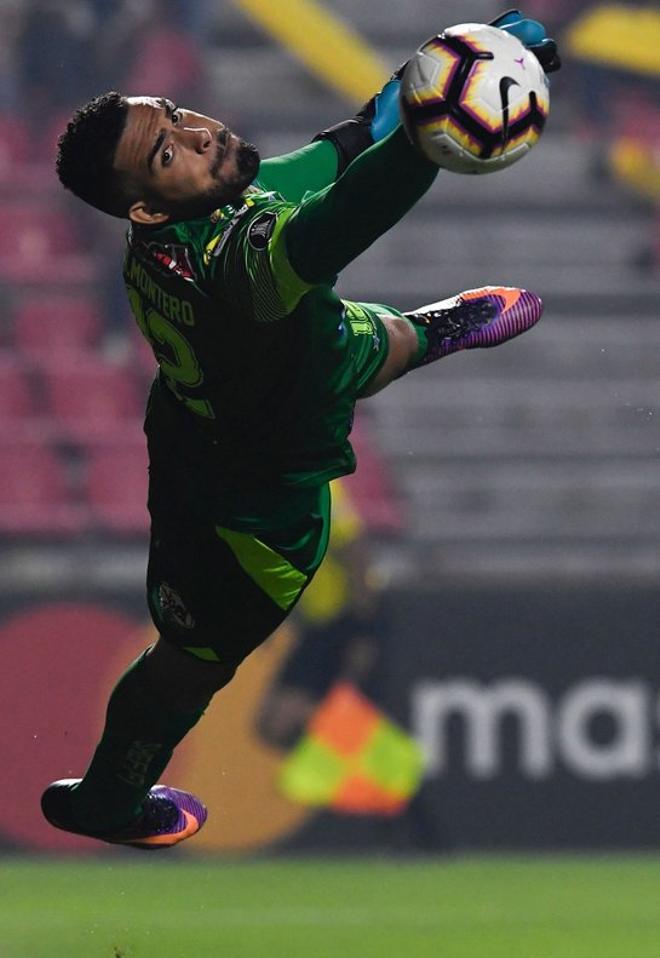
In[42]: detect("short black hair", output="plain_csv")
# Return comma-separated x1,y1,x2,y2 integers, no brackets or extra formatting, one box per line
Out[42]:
56,92,131,217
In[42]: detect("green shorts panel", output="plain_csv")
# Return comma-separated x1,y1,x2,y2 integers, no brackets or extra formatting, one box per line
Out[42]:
146,471,332,667
342,300,394,395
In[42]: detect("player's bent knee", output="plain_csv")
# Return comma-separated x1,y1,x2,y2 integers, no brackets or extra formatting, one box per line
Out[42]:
144,637,238,709
360,316,419,396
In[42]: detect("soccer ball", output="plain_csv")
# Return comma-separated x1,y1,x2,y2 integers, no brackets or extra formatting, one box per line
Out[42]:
399,23,550,174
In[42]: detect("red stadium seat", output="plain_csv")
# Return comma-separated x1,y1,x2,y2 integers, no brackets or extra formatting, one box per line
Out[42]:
0,203,94,284
0,441,86,534
0,203,80,257
343,417,405,534
0,354,53,441
13,295,103,359
0,116,50,194
0,355,34,418
40,358,145,442
129,326,159,383
85,440,149,534
0,115,29,176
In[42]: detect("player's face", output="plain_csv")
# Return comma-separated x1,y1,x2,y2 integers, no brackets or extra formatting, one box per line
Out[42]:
114,96,260,225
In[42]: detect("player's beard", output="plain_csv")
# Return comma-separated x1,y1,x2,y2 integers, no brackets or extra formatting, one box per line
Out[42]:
164,136,261,222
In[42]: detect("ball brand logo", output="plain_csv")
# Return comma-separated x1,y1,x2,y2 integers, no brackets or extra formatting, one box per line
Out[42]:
498,75,519,141
413,678,656,781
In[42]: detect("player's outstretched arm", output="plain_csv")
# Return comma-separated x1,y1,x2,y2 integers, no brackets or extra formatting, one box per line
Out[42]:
257,10,559,204
256,140,339,203
283,124,437,285
209,125,435,323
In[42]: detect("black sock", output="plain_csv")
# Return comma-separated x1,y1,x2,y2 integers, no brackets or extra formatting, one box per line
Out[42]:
71,649,205,833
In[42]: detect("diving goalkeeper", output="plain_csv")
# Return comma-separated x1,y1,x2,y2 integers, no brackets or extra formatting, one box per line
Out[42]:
42,11,559,848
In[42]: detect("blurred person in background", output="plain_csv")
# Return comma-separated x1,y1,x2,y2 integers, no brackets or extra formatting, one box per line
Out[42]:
39,11,558,850
0,0,24,113
95,0,205,108
17,0,97,119
564,2,660,271
565,1,659,139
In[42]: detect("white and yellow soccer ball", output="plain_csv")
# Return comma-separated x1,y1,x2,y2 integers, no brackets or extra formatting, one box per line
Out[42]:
400,23,550,174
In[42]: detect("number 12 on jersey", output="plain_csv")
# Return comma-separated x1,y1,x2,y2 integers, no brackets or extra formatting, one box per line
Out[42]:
126,285,215,420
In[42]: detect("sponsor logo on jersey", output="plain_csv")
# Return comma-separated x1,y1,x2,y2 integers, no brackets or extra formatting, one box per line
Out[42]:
138,241,197,283
204,197,258,265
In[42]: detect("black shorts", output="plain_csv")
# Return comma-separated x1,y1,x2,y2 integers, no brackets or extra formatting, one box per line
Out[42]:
146,448,332,668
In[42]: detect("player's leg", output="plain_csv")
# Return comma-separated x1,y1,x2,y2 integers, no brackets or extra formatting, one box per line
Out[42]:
359,286,544,397
41,482,332,849
39,637,220,849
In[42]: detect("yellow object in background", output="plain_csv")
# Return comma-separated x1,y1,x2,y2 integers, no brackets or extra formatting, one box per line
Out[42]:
233,0,389,104
298,480,363,623
566,4,660,77
610,137,660,201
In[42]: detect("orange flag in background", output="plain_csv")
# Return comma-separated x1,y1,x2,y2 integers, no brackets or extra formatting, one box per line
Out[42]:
279,683,424,816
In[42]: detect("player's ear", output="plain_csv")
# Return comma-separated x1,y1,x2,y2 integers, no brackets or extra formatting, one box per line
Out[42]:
128,199,170,226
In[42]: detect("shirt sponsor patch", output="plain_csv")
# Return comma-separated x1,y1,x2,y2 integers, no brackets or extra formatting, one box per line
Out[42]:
138,241,197,283
204,199,255,264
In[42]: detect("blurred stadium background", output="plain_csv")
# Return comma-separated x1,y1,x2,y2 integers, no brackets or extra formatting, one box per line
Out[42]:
1,1,660,955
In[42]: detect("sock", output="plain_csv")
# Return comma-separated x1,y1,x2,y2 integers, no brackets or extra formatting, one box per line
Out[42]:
400,315,431,373
71,649,205,833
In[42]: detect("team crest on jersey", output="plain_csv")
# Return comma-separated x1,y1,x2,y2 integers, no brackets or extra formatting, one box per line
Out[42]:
158,582,195,630
138,241,197,283
247,211,277,251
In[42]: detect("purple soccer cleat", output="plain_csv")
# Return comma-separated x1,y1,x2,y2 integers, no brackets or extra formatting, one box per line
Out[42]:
405,285,544,364
41,779,207,850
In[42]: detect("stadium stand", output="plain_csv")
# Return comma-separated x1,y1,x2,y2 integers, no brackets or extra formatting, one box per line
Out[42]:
0,202,95,284
84,439,149,535
13,295,103,360
0,355,34,422
39,358,143,443
0,440,85,535
0,0,657,573
0,114,29,178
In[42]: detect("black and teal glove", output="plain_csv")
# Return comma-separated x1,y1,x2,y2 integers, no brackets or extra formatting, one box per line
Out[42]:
314,9,561,173
312,66,406,175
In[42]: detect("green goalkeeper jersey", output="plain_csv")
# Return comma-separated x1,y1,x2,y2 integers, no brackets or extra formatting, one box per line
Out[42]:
123,127,436,490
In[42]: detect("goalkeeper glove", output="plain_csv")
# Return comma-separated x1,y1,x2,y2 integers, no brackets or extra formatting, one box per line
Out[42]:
312,66,405,175
490,8,562,74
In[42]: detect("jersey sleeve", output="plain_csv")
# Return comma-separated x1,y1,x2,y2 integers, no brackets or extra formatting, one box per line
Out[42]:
256,139,338,202
284,126,438,285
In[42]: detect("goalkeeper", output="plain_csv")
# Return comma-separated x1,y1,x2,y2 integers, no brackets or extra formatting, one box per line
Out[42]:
42,11,559,848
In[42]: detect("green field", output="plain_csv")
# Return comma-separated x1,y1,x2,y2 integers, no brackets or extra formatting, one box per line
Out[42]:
1,855,660,957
